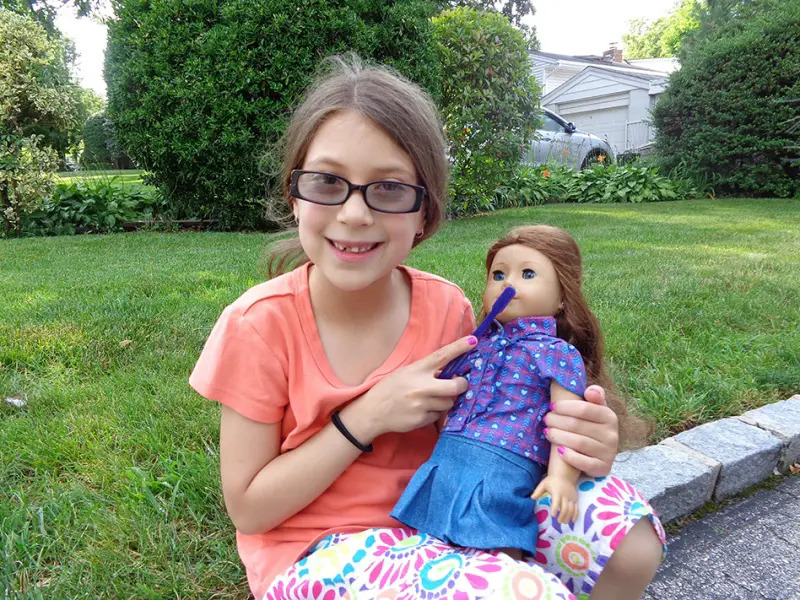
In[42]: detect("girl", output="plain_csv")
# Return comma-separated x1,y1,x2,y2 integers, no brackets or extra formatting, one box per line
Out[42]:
190,55,666,600
392,225,622,558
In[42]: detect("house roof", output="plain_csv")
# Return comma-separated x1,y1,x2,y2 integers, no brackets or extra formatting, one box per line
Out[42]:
531,50,672,77
542,66,667,105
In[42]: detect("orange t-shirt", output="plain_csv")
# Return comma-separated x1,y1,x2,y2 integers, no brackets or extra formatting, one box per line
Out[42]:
189,262,475,599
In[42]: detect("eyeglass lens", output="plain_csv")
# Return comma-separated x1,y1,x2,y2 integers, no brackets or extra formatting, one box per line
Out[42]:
296,172,418,213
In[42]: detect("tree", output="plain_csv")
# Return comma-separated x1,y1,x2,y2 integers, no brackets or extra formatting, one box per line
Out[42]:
106,0,441,229
622,0,703,58
1,8,80,233
652,0,800,197
432,7,541,215
439,0,539,48
0,0,99,35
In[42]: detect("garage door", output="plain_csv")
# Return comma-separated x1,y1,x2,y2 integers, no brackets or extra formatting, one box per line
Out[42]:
558,106,628,155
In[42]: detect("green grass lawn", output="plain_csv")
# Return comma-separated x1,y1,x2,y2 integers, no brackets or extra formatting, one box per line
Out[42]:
1,197,798,597
56,169,147,186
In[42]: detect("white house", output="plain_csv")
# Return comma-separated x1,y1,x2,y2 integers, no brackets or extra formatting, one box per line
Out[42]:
531,50,679,154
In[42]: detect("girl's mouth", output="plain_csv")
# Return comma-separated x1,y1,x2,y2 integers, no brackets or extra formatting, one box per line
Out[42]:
327,239,382,262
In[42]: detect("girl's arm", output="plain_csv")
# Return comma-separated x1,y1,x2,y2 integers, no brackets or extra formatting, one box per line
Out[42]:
543,385,619,477
219,335,474,535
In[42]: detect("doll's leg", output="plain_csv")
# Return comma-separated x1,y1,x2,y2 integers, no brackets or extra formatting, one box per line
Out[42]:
530,475,667,600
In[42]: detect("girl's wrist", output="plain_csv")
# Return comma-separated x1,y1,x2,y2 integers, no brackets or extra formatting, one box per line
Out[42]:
339,394,382,445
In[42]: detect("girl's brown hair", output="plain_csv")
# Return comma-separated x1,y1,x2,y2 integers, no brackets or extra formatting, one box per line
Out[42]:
485,225,650,447
265,54,448,278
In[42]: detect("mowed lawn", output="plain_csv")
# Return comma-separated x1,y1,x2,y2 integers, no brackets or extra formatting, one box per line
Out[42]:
1,197,799,598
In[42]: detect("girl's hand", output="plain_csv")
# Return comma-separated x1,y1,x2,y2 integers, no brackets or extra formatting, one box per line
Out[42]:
532,475,579,524
342,336,476,442
543,385,619,477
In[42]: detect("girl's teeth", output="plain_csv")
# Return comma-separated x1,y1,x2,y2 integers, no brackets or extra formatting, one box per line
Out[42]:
333,242,375,253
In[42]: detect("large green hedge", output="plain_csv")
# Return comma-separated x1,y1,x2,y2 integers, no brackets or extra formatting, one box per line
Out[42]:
652,0,800,198
105,0,440,230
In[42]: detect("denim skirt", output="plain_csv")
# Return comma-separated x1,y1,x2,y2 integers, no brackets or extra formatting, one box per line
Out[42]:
390,433,543,554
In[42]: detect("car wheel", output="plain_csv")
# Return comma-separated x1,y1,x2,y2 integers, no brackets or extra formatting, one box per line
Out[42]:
581,151,610,169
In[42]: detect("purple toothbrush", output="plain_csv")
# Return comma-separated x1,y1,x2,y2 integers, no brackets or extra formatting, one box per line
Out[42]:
437,286,516,380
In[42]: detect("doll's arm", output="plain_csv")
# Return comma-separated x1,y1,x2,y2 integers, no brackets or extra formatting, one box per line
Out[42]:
531,381,583,523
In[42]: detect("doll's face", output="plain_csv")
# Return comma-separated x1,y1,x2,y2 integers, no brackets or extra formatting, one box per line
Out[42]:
483,244,563,323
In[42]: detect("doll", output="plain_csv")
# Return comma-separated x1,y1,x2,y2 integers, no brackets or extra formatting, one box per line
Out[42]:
391,224,605,557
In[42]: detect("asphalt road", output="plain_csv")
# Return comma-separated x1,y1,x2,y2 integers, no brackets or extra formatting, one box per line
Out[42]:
645,476,800,600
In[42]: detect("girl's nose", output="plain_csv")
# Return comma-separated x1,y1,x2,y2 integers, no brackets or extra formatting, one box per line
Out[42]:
336,189,374,226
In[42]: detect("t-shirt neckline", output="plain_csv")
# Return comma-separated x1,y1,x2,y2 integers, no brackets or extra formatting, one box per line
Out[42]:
294,262,422,389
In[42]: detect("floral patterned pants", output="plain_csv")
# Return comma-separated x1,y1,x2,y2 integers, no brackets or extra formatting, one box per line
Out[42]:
264,476,667,600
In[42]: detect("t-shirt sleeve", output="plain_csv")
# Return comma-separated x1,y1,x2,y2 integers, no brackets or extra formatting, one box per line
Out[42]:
189,303,288,423
531,339,587,397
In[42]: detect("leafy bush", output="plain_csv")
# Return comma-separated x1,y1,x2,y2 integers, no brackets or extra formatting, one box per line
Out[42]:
1,134,58,235
20,179,166,236
432,7,541,216
652,0,800,198
491,163,698,209
105,0,440,230
81,114,113,166
0,8,79,235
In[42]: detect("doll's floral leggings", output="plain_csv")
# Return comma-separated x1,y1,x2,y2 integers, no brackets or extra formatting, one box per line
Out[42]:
264,475,667,600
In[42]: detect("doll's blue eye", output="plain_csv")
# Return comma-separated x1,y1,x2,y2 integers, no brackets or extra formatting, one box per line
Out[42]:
492,271,506,281
522,269,536,279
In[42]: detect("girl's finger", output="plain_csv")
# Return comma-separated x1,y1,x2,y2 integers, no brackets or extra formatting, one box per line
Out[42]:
554,446,609,478
545,427,609,458
544,413,617,446
548,398,617,425
427,336,477,372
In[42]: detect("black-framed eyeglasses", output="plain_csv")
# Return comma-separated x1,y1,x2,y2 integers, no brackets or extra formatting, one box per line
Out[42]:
290,170,426,214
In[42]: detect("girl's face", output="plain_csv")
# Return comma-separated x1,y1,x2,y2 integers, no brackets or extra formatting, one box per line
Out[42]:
482,244,563,323
293,110,424,293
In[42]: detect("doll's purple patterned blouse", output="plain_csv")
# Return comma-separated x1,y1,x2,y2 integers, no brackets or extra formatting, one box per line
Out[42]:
442,316,587,466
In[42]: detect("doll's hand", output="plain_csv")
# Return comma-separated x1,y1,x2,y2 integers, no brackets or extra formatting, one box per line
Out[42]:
532,476,579,524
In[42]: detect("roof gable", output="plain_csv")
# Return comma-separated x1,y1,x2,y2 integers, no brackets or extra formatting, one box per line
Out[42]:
542,67,655,105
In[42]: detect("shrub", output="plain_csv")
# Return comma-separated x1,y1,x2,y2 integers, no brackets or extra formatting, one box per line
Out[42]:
494,163,698,208
20,179,166,236
652,0,800,198
432,7,541,216
0,8,79,235
105,0,440,230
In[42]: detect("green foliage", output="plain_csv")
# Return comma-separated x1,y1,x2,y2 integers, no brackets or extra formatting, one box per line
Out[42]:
437,0,539,48
20,178,165,236
622,0,702,58
105,0,440,230
432,7,541,216
652,0,800,198
0,8,81,231
493,163,699,208
0,0,98,35
0,134,58,234
80,113,128,168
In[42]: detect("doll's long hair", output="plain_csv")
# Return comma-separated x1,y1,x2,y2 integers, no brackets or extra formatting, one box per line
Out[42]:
485,225,649,447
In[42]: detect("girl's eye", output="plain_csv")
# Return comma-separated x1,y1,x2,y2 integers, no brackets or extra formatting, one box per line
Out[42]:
522,269,536,280
492,271,505,281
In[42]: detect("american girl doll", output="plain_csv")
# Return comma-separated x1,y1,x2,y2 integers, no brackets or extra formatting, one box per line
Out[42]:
190,55,665,600
392,225,608,557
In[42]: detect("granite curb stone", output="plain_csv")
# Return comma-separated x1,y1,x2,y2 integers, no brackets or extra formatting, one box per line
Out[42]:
610,444,716,523
737,394,800,471
610,396,798,524
672,418,783,501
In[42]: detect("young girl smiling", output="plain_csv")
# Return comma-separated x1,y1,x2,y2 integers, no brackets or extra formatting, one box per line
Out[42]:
190,56,665,600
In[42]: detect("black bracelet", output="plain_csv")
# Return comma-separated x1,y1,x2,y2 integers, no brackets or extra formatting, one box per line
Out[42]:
331,411,373,453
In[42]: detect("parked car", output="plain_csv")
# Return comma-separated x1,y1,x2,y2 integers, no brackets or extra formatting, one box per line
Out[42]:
527,109,614,169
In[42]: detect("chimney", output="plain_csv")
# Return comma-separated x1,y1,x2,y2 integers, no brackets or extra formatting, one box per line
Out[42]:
603,43,623,63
